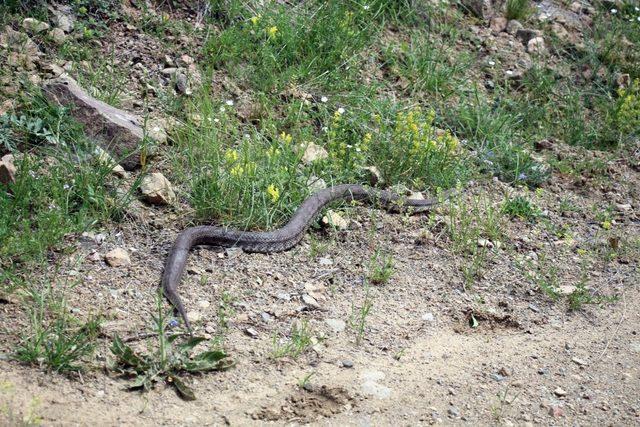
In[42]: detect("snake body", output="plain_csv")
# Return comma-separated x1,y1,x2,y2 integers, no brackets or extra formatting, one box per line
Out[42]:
161,184,441,331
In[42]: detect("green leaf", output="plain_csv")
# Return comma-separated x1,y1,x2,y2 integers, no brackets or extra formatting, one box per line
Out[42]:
469,314,479,329
170,376,196,401
128,375,149,390
111,335,149,370
177,337,207,353
183,351,234,373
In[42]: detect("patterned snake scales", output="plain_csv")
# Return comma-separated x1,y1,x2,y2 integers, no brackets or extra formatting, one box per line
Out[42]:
161,184,443,331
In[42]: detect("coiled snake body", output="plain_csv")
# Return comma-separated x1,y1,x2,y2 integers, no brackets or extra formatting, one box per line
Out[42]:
162,184,442,331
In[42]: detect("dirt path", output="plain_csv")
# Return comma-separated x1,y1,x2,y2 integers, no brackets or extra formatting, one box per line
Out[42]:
2,250,638,425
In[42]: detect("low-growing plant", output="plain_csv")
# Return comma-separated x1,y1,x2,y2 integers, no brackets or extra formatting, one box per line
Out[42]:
367,250,394,285
520,253,560,300
501,194,540,221
350,286,374,345
14,282,101,373
271,319,315,359
505,0,532,21
110,294,233,401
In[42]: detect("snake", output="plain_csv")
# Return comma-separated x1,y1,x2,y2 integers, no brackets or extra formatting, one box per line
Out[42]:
161,184,443,331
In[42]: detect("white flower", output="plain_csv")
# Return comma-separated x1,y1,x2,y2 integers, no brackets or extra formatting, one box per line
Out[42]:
63,184,70,190
243,133,250,139
506,70,514,75
363,4,370,10
219,106,226,112
488,60,495,66
337,107,345,114
320,96,328,103
213,118,220,123
637,16,640,22
610,8,617,14
225,99,234,106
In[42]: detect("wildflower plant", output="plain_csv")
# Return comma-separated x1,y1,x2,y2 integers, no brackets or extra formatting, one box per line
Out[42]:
616,78,640,136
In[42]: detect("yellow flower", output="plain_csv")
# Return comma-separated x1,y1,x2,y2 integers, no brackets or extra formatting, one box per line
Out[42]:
230,165,244,176
601,220,612,230
267,26,278,37
280,132,292,144
267,146,280,158
267,184,280,202
577,248,587,256
224,149,239,163
250,15,261,25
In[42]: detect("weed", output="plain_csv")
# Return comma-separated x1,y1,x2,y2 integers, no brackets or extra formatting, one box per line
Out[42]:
491,383,521,422
110,293,233,400
501,195,540,221
14,281,101,373
505,0,532,21
216,291,236,337
350,286,374,345
272,320,315,359
298,371,316,388
520,253,560,300
367,250,394,285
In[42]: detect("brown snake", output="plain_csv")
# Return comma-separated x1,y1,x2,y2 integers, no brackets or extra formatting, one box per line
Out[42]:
161,184,443,331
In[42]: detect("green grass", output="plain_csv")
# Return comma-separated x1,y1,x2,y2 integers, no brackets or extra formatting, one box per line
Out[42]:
0,93,129,271
14,280,101,373
271,320,315,359
505,0,532,21
367,250,394,285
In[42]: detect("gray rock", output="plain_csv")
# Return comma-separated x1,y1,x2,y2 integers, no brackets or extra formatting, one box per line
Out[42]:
49,28,67,45
490,16,508,33
506,20,524,35
325,318,346,333
175,73,192,95
245,327,259,338
44,76,152,170
342,360,354,368
461,0,494,20
0,25,41,57
527,36,546,54
23,18,49,33
448,406,461,418
516,28,543,45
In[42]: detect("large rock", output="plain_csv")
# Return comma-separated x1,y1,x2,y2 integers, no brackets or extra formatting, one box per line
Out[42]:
104,248,131,267
44,76,153,170
0,154,16,185
140,172,176,205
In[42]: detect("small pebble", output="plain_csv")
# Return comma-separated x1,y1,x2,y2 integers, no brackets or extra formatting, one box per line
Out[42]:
342,360,354,368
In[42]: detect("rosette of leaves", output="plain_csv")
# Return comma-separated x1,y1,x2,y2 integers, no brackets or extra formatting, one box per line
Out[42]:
111,334,234,400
